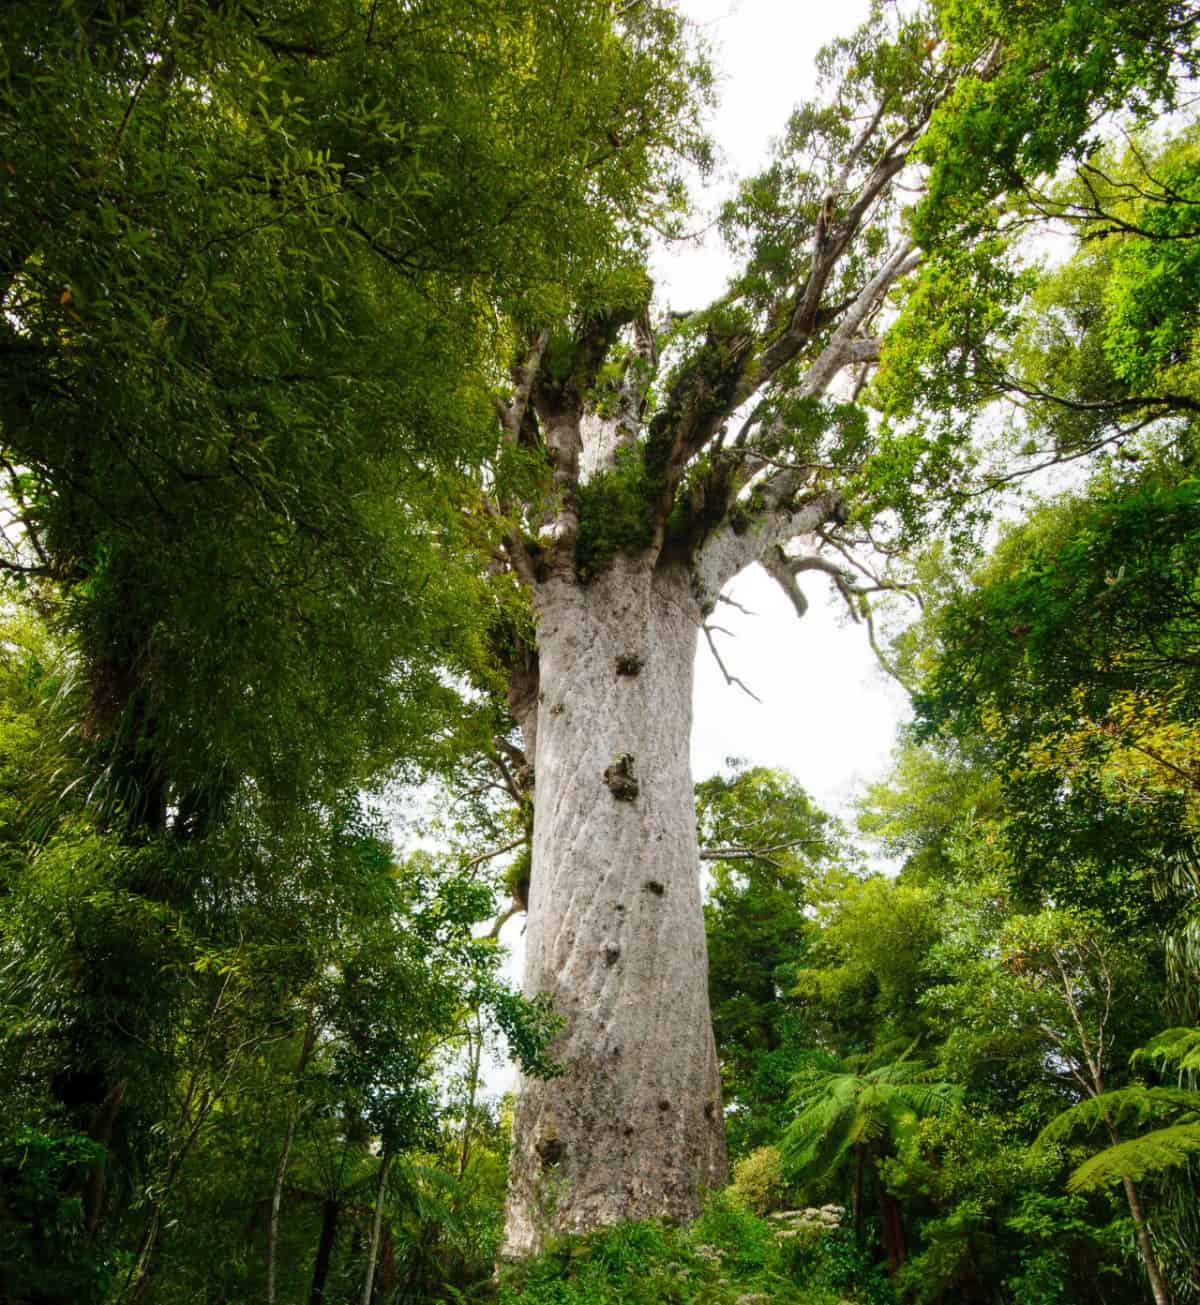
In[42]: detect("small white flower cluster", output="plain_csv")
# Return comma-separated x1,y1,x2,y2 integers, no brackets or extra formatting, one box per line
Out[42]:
768,1204,844,1239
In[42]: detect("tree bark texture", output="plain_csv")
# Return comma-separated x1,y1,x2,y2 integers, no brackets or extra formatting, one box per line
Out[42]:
1122,1173,1170,1305
266,1111,299,1305
502,556,726,1256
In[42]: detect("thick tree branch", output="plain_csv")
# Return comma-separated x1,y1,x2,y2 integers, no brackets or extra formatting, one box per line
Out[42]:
759,546,810,620
694,489,844,612
496,330,550,443
795,241,918,402
640,71,940,556
749,127,921,395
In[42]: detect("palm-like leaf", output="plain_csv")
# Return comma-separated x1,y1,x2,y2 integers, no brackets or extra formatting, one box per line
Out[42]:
782,1056,961,1182
1133,1027,1200,1077
1036,1086,1200,1148
1069,1124,1200,1191
1038,1027,1200,1195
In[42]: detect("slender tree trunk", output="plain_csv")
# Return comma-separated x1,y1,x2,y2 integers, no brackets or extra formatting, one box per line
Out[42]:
852,1146,864,1244
458,1016,483,1181
84,1077,127,1238
1093,1072,1171,1305
308,1199,341,1305
267,1017,316,1304
502,556,727,1256
377,1226,398,1298
127,1210,161,1305
266,1112,300,1305
1113,1145,1171,1305
361,1152,392,1305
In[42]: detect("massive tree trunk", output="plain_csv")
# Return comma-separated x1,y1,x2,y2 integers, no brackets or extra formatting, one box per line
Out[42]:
489,39,949,1249
502,556,726,1256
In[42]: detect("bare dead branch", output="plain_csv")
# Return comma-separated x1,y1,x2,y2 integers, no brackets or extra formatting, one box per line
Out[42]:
703,623,762,703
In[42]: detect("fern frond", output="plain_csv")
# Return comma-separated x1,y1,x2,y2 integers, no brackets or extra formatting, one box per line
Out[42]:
1068,1123,1200,1191
787,1068,851,1110
782,1096,856,1178
1036,1086,1200,1149
869,1059,930,1087
1133,1027,1200,1076
895,1082,963,1117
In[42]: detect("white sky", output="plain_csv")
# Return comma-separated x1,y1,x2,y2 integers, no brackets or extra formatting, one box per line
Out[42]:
654,0,908,818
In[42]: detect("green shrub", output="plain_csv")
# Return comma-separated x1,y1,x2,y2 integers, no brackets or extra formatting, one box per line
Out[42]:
730,1146,787,1215
0,1127,112,1305
497,1193,853,1305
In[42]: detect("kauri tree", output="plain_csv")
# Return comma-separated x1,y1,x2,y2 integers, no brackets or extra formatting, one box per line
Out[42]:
487,0,1200,1254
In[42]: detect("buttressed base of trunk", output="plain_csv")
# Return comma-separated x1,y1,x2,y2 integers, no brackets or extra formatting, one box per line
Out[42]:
501,555,727,1257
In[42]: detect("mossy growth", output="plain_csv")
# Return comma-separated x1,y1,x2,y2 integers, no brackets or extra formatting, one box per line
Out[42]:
573,311,762,577
505,844,532,911
603,754,639,801
574,445,656,578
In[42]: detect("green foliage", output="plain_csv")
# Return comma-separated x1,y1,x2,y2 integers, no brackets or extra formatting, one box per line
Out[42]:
699,766,847,1154
1038,1086,1200,1152
1137,1026,1200,1075
1003,1190,1132,1305
497,1197,849,1305
730,1146,787,1216
1104,155,1200,392
1037,1027,1200,1194
912,472,1200,966
575,445,657,577
797,875,942,1048
0,0,711,818
0,0,1197,1298
917,0,1200,247
877,78,1200,564
0,1,712,1294
1069,1124,1200,1192
856,741,1000,885
783,1056,961,1187
0,604,557,1301
0,1128,110,1305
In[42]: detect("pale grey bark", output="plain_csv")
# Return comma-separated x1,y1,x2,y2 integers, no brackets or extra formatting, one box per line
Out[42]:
266,1112,298,1305
501,555,726,1257
792,241,917,402
494,56,948,1257
579,412,629,482
693,490,843,615
360,1152,392,1305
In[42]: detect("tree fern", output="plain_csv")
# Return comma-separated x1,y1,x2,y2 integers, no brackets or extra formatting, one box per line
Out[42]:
1036,1027,1200,1193
1134,1027,1200,1078
1069,1124,1200,1191
783,1056,961,1181
1036,1086,1200,1148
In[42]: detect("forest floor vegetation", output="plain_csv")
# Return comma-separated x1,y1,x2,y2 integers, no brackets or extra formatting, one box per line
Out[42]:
495,1195,894,1305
